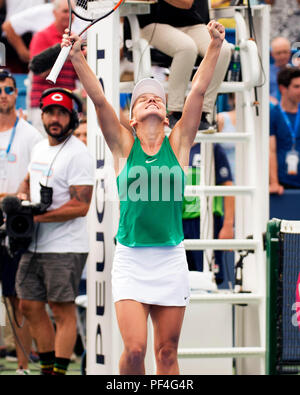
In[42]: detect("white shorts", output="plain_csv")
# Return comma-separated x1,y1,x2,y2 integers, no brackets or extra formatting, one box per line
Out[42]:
112,242,190,306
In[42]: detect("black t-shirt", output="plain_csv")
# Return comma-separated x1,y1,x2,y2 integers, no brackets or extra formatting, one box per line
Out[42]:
138,0,210,29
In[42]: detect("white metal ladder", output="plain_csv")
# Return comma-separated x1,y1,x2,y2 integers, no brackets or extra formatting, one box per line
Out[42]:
121,4,270,374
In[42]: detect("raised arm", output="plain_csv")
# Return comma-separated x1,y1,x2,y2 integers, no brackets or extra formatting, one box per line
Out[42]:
169,21,225,164
61,31,134,163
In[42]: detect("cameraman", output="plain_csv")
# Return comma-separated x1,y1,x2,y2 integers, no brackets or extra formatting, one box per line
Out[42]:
0,69,42,374
15,88,94,376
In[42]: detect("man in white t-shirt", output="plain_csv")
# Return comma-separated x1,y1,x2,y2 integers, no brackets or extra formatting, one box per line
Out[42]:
15,87,94,376
0,69,43,375
0,71,43,197
2,2,52,64
1,1,47,72
2,1,88,64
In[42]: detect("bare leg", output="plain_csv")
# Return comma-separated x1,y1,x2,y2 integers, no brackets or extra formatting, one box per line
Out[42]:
9,297,32,370
150,305,186,375
49,302,77,359
115,300,150,375
19,300,55,353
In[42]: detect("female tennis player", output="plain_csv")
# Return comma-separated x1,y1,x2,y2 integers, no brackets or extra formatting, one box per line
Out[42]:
62,20,225,375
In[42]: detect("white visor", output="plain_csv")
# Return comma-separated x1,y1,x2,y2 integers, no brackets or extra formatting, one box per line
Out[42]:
129,78,166,119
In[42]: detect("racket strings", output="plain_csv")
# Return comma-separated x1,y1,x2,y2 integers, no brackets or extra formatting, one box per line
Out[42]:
74,0,95,18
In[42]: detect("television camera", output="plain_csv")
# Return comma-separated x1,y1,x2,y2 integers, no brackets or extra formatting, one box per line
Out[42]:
0,183,53,255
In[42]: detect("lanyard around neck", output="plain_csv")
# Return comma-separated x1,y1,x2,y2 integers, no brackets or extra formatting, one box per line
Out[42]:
279,105,300,145
6,117,19,155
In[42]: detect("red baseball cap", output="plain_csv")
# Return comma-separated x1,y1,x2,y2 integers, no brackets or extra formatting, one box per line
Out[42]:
40,89,74,113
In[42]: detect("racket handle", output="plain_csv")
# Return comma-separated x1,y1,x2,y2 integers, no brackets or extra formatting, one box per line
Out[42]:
46,46,72,84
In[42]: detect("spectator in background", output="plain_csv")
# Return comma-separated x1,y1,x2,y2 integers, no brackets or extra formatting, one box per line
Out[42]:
270,37,292,105
265,0,300,43
0,0,46,73
269,67,300,194
28,0,78,134
2,0,87,67
16,88,94,376
74,117,87,146
0,69,43,375
2,1,54,66
182,143,234,285
137,0,232,131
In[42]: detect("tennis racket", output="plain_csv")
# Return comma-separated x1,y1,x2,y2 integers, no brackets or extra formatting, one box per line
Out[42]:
46,0,125,84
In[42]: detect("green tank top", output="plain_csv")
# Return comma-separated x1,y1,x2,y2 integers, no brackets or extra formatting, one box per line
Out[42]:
116,136,186,247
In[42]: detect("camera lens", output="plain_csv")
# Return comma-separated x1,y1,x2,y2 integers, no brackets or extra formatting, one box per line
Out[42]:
10,215,31,235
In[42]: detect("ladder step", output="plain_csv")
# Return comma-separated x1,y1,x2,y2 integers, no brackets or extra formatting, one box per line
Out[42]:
178,347,265,358
119,2,151,17
194,132,251,143
189,293,263,304
184,239,258,251
185,186,255,197
218,81,251,93
187,81,252,94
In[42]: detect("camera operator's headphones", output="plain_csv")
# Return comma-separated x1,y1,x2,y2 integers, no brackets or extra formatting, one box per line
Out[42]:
40,88,83,131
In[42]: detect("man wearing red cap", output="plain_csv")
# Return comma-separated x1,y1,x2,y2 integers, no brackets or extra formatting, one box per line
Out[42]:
39,88,79,143
15,88,94,375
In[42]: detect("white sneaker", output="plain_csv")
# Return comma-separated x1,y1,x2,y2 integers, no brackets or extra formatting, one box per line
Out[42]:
16,368,30,375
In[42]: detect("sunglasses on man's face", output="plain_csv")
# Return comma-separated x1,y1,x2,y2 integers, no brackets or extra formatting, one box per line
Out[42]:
0,86,15,95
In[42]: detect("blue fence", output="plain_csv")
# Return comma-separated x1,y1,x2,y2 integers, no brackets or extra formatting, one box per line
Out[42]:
270,190,300,221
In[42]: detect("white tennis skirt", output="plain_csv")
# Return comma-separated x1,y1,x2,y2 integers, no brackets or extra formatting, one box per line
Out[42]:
112,242,190,306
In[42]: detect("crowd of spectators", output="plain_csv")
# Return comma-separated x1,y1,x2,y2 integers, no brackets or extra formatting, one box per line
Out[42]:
0,0,300,375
